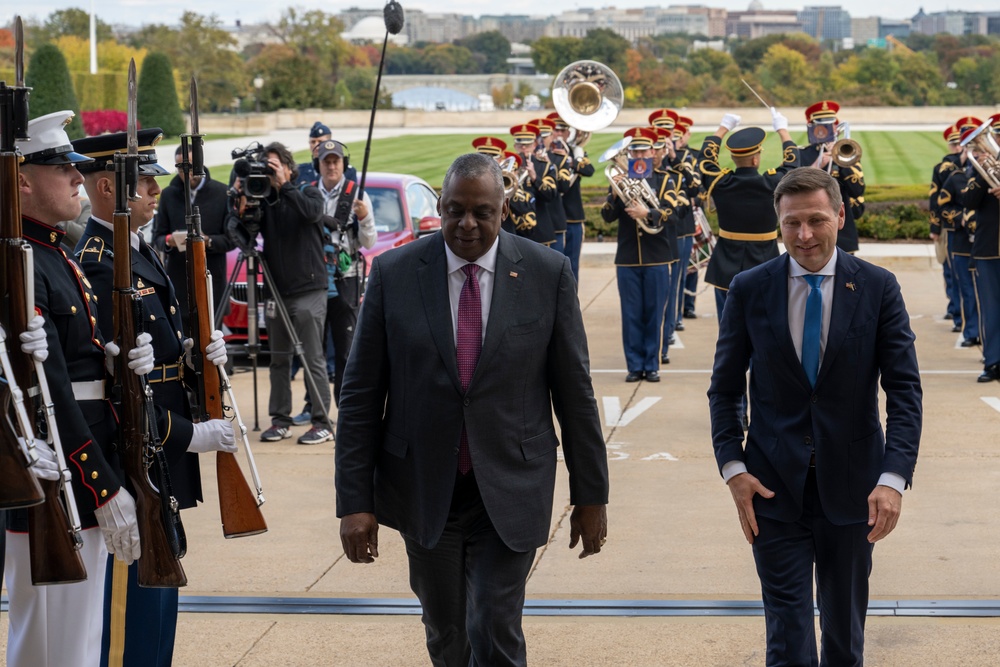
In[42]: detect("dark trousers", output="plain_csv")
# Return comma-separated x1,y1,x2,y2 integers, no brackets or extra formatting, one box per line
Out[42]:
943,238,960,324
327,276,361,407
551,230,566,255
752,470,873,667
563,222,583,285
949,251,979,342
683,268,698,314
973,258,1000,368
617,264,671,373
101,556,178,667
402,473,536,667
662,236,693,353
714,286,728,323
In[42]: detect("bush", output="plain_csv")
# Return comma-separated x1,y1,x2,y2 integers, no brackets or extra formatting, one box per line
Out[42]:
856,203,930,240
81,110,131,135
137,52,184,137
25,44,84,139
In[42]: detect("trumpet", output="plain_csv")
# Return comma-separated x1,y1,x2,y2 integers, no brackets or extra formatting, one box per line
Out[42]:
599,137,664,235
499,155,528,200
960,120,1000,189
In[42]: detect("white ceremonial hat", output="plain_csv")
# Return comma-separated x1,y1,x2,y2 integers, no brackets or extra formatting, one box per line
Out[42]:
15,111,93,166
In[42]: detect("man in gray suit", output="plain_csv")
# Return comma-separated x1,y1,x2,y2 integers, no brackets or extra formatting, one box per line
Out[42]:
336,153,609,666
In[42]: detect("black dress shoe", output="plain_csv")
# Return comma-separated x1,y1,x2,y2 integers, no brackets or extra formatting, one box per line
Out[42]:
683,310,697,319
961,337,981,348
951,324,962,333
668,335,676,346
660,353,670,364
977,365,1000,382
626,371,643,382
645,371,660,382
675,321,685,332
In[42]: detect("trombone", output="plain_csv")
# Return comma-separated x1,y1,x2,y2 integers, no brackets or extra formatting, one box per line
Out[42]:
815,122,862,172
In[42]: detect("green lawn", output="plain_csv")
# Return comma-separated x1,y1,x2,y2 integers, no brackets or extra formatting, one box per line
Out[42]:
176,130,946,192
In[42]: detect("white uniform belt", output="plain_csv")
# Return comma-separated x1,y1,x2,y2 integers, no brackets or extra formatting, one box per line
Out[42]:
72,380,105,401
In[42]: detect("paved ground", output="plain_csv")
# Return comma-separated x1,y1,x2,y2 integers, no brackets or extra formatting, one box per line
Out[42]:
4,249,1000,665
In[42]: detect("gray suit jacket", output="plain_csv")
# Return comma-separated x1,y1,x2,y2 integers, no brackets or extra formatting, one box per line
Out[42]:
335,230,608,551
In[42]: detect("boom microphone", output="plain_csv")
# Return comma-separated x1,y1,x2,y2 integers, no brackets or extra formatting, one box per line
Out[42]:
384,0,405,35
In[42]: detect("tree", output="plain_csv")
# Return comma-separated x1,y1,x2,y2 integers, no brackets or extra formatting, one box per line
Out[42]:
579,28,630,74
137,52,185,137
25,44,84,139
422,43,477,74
755,43,816,105
530,37,581,75
269,8,351,87
456,31,511,74
247,44,335,111
131,13,244,113
54,35,145,75
30,8,113,46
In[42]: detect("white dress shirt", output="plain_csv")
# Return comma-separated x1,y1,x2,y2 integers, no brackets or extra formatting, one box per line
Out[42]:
444,237,499,345
722,251,906,495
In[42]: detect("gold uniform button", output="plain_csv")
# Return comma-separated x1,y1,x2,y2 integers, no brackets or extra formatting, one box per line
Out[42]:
170,306,176,315
91,471,98,479
91,316,97,326
101,489,108,498
150,314,156,321
93,294,98,302
85,293,91,302
177,330,182,339
80,453,88,462
71,306,77,314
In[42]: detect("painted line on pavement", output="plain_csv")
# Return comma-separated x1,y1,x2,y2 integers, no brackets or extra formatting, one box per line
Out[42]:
981,397,1000,413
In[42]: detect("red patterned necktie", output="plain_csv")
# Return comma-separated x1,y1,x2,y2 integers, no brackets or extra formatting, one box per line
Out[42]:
456,264,482,475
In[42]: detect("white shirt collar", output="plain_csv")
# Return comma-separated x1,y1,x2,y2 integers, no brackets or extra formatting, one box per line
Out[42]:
319,177,343,199
444,235,500,277
788,249,838,278
92,215,140,252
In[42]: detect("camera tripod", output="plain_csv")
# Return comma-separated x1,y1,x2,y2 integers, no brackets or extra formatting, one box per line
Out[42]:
215,247,335,438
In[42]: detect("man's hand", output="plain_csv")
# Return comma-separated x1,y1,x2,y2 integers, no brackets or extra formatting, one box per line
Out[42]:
625,201,650,222
867,485,902,543
188,419,237,454
340,512,379,563
94,489,142,565
23,438,60,481
989,185,1000,201
524,161,536,181
727,472,775,545
569,504,607,559
930,232,939,241
205,330,228,367
352,199,369,220
127,332,155,376
719,113,741,132
19,314,49,362
770,107,788,132
267,155,288,188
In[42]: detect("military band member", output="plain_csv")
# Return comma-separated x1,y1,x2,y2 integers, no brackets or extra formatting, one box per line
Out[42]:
531,117,571,253
8,111,153,667
936,123,979,348
648,123,684,365
798,101,866,253
699,111,798,318
502,150,537,237
72,130,234,667
511,123,557,246
548,111,595,284
602,127,686,383
472,136,532,235
959,125,1000,382
671,115,704,321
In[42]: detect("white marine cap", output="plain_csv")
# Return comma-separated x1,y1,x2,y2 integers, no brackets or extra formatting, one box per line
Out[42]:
15,111,93,166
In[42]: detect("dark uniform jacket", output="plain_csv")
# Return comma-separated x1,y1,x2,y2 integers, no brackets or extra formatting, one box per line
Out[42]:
523,155,558,245
670,147,702,238
151,169,236,327
963,168,1000,260
76,219,202,509
798,144,866,252
561,150,595,224
600,170,686,266
929,154,962,236
13,218,122,531
548,151,571,233
938,165,974,256
699,136,799,291
506,188,536,237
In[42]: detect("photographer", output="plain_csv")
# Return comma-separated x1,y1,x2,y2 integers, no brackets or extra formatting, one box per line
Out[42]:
315,140,376,405
226,142,333,445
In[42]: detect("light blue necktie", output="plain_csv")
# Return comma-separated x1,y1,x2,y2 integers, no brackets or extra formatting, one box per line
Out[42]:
802,274,824,387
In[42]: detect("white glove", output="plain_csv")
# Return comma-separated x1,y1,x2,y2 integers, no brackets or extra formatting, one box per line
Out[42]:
188,419,237,454
771,107,788,131
205,330,228,367
128,333,154,376
93,489,142,565
720,113,741,131
19,315,49,362
572,145,585,161
22,438,60,482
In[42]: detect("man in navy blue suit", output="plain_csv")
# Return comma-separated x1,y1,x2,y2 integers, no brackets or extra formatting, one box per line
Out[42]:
709,167,922,666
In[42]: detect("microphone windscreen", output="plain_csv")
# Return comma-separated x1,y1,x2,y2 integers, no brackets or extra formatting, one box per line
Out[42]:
384,0,405,35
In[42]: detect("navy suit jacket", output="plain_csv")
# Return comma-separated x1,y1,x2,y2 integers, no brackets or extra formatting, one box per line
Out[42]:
335,230,608,552
708,250,922,525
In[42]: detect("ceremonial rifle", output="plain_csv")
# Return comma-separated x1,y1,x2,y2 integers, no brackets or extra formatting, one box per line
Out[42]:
113,60,186,587
181,77,266,538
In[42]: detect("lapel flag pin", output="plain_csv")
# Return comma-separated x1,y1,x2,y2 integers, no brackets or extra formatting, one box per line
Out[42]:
846,282,856,291
510,271,518,278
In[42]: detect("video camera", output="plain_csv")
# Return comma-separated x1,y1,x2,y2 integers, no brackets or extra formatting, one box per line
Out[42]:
231,142,273,200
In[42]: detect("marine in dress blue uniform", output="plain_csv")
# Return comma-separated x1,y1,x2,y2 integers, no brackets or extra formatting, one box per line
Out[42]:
72,129,200,667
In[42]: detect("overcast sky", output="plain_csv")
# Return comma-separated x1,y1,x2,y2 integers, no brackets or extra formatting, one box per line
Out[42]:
13,0,995,30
